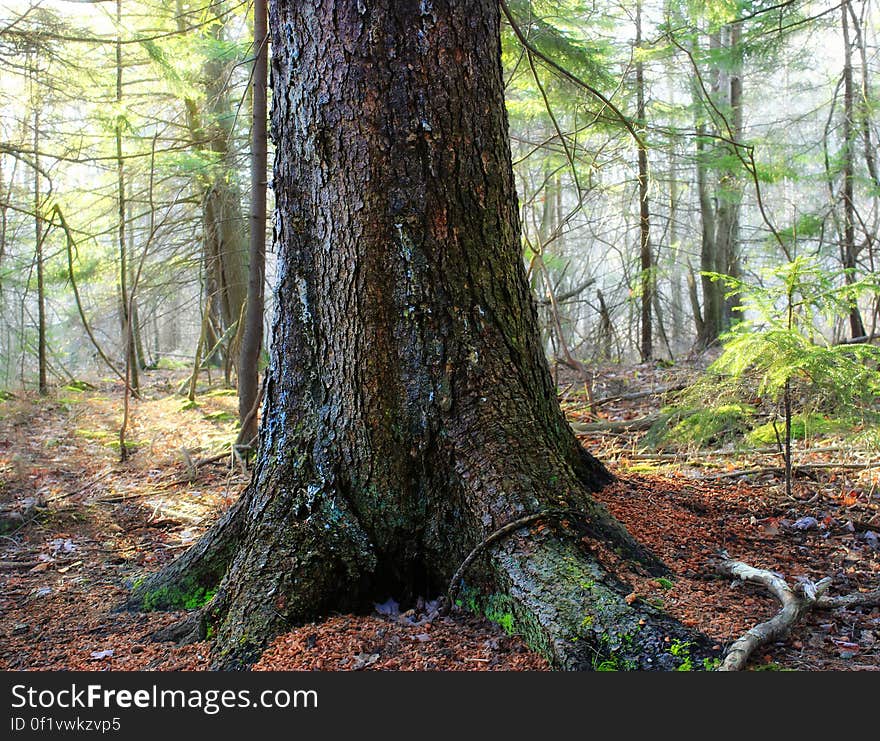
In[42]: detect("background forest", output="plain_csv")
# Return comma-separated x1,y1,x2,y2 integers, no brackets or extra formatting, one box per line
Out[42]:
2,0,880,416
0,0,879,673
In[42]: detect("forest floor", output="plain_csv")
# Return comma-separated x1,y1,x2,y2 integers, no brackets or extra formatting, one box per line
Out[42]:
0,365,878,671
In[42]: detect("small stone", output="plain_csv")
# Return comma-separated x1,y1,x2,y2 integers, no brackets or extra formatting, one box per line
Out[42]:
12,623,29,635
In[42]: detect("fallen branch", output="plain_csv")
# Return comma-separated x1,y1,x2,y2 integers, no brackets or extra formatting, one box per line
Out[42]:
717,556,830,671
626,445,856,461
151,448,247,490
706,460,880,480
569,415,659,434
835,333,880,345
816,590,880,609
195,451,232,468
0,557,81,572
0,560,40,571
44,468,114,503
591,384,687,407
716,555,880,671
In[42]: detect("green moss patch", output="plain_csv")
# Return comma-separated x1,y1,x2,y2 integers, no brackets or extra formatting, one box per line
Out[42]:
140,580,218,611
747,413,840,445
660,404,753,447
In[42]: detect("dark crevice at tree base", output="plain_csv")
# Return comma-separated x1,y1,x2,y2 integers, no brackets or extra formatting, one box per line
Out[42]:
131,505,718,671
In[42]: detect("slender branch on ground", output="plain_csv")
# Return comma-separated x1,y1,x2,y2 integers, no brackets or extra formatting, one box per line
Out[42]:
569,415,659,433
706,460,880,480
716,555,880,671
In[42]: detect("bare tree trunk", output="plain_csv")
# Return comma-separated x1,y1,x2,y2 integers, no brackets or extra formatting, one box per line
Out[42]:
668,138,683,348
841,1,866,339
636,1,653,362
715,21,743,328
0,156,7,298
177,0,248,377
692,30,722,348
115,0,138,398
695,120,719,347
126,186,148,371
847,2,879,191
597,289,614,361
237,0,269,448
686,262,704,341
32,83,47,395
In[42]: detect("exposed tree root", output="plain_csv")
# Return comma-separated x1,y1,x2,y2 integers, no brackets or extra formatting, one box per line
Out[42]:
716,554,880,671
493,534,716,670
125,493,247,612
149,610,207,645
440,510,552,614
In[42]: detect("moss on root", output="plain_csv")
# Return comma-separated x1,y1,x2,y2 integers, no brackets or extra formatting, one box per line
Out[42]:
130,573,219,612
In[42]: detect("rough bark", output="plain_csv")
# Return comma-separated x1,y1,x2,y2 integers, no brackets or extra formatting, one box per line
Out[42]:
130,0,711,671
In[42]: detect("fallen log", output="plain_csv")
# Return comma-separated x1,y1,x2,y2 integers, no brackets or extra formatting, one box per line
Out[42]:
569,415,659,434
706,460,880,480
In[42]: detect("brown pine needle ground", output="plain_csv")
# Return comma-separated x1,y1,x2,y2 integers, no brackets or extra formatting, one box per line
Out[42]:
1,367,877,671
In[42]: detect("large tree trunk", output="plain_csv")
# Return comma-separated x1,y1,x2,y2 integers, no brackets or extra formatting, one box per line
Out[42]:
130,0,708,671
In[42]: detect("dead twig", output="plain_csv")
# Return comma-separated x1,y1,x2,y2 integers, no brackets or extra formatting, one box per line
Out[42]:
44,468,114,503
439,509,559,614
591,384,687,407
